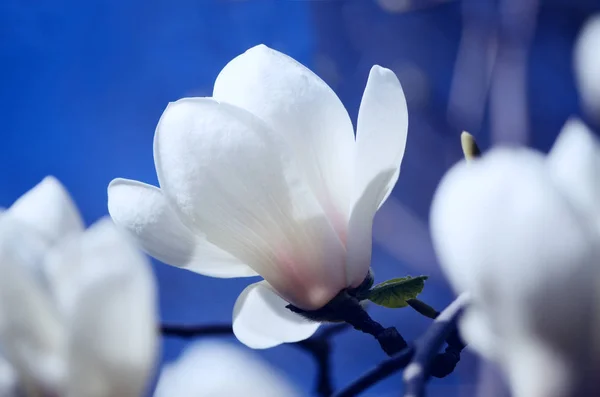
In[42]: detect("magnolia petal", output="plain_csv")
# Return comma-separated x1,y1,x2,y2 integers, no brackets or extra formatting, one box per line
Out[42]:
575,15,600,123
0,355,17,397
213,44,355,236
355,66,408,209
154,341,299,397
107,178,257,278
154,98,346,309
503,339,572,397
459,307,499,360
232,281,320,349
0,217,66,391
546,118,600,230
430,148,590,297
66,219,158,397
430,156,491,294
7,176,84,245
345,169,398,287
428,150,548,294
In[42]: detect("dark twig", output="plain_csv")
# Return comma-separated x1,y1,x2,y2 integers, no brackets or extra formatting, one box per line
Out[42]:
160,323,233,337
288,291,408,356
406,297,468,379
333,294,469,397
339,303,407,356
333,346,415,397
160,322,349,397
403,293,470,397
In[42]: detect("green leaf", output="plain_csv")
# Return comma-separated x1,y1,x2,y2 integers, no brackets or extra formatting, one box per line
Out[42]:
366,276,428,308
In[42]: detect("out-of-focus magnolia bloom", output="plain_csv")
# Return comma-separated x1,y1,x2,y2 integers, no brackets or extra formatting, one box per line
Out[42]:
0,177,158,397
575,14,600,124
430,119,600,397
154,341,299,397
0,356,17,396
108,44,408,348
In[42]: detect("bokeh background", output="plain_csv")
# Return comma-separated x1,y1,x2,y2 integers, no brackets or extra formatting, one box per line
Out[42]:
2,0,599,395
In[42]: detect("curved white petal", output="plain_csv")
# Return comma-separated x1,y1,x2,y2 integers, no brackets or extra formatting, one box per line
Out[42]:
575,15,600,123
213,44,355,238
355,65,408,209
7,176,84,246
154,341,299,397
345,169,397,287
107,178,257,278
154,97,346,309
546,118,600,230
66,219,158,397
0,217,66,392
232,282,320,349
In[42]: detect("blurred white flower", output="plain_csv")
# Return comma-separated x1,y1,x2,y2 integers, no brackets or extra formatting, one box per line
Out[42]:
0,356,17,396
154,341,299,397
430,119,600,397
108,44,408,348
575,14,600,124
0,177,158,397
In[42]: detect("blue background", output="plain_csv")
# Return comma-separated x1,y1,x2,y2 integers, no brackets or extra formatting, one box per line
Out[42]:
2,0,599,395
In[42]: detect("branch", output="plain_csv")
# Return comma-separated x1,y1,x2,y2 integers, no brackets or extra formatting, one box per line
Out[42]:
288,291,407,356
406,297,468,378
332,346,415,397
333,294,469,397
160,322,348,397
403,293,470,397
160,324,233,337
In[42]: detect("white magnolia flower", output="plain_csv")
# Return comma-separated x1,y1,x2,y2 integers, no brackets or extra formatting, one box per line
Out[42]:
575,14,600,124
108,44,408,348
154,341,299,397
0,177,158,397
430,119,600,397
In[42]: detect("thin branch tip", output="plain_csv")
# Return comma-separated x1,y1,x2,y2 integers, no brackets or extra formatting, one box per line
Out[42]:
460,131,481,160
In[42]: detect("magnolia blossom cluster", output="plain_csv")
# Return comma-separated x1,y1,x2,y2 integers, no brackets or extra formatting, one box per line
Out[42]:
0,177,156,396
0,178,297,396
108,44,409,348
431,119,600,397
1,40,599,397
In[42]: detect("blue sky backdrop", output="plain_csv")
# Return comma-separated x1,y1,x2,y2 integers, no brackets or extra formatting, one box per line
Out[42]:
1,0,599,395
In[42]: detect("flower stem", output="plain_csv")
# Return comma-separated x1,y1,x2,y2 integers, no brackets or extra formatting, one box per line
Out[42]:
406,299,439,319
